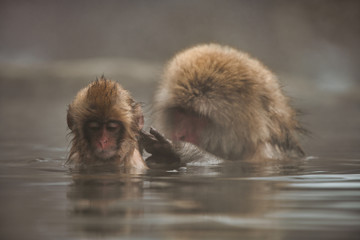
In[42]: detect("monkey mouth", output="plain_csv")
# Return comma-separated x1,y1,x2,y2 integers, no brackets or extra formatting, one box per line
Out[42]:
93,149,117,160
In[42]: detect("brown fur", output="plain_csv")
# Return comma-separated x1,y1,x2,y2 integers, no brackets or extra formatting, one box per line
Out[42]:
153,43,305,161
67,76,147,170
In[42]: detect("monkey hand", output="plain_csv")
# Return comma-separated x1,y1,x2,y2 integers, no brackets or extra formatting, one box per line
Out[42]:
140,127,181,168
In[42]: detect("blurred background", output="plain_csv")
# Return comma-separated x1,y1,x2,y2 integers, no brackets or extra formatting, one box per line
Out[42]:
0,0,359,157
1,2,360,239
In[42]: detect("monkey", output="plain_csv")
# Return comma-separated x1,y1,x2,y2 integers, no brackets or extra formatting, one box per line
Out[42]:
66,76,148,171
142,43,306,165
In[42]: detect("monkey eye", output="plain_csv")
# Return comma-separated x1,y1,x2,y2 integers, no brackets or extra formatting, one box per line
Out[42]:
106,121,122,132
87,121,101,130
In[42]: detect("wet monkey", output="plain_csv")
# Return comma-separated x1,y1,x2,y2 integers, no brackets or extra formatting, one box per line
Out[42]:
143,44,306,164
66,76,147,171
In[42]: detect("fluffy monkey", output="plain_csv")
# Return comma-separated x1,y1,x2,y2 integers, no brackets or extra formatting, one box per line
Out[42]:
144,44,305,164
67,76,148,171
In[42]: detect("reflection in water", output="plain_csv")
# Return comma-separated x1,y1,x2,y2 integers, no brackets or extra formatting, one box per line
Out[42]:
61,157,360,239
67,166,147,237
65,161,308,239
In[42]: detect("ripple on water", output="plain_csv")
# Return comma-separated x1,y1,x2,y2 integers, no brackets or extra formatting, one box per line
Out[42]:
288,181,360,189
247,173,360,182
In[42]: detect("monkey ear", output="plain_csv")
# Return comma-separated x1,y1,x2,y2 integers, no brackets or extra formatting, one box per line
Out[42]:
67,107,74,130
137,114,144,130
132,102,144,130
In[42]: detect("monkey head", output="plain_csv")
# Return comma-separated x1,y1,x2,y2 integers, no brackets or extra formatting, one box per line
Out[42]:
67,77,144,164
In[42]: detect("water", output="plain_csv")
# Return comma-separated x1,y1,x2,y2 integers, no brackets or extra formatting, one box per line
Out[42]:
1,151,359,240
0,61,359,240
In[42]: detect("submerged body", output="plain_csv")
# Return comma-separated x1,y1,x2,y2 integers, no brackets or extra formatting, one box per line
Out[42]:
67,77,147,171
151,44,305,162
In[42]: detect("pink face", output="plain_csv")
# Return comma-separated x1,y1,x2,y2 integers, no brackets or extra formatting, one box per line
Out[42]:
85,120,124,160
171,110,208,145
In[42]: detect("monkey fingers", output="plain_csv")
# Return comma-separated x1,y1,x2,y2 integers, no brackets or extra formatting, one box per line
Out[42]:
140,128,173,155
149,127,172,144
139,130,159,152
140,128,180,166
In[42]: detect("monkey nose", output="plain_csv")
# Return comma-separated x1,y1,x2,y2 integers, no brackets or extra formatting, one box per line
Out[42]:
173,131,186,141
98,139,108,149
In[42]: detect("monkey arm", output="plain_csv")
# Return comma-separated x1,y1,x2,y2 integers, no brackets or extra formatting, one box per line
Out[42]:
140,128,223,168
173,141,224,166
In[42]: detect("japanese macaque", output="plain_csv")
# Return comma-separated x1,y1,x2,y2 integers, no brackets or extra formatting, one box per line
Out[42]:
66,76,148,171
144,44,305,164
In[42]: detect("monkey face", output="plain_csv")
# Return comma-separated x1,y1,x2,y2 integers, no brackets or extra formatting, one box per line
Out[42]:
168,108,209,146
84,120,125,160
